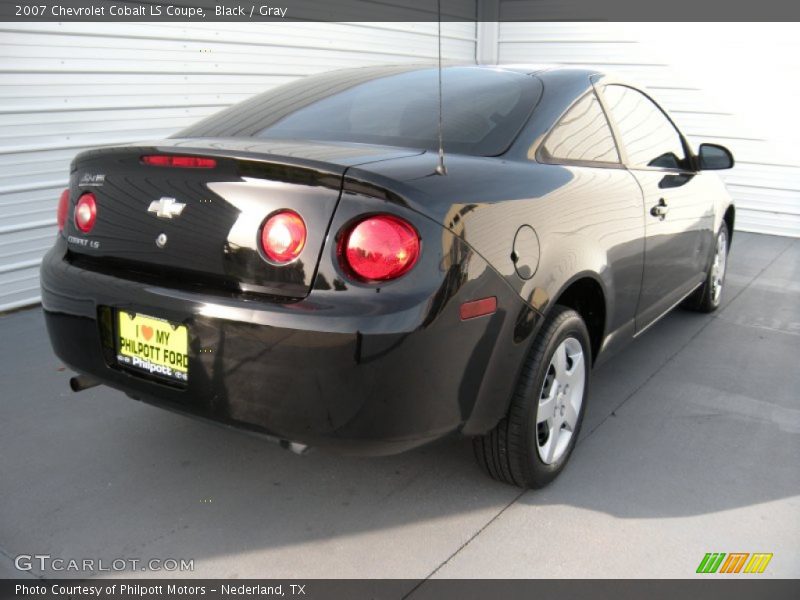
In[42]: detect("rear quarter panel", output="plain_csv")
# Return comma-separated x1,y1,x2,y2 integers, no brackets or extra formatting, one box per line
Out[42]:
347,155,645,354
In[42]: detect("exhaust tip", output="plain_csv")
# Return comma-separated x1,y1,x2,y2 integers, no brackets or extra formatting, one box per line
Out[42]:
69,375,101,393
279,440,311,455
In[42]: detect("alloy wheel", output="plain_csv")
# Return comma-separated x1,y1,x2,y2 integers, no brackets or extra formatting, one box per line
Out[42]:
536,337,585,464
711,228,728,304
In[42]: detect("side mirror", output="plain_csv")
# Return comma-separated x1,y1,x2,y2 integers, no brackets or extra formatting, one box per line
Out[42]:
698,143,734,170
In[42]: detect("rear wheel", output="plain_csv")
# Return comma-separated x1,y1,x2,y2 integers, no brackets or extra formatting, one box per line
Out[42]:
683,222,729,313
474,306,590,489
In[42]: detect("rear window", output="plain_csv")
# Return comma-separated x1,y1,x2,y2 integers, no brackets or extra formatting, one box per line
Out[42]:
178,67,542,156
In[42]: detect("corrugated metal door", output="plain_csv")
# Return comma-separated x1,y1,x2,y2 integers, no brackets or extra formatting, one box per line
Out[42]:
0,21,477,311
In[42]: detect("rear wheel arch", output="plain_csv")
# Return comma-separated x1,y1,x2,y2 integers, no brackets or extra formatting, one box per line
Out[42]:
549,274,607,365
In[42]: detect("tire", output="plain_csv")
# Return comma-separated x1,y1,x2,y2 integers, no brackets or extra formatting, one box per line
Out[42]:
474,305,591,489
683,221,730,313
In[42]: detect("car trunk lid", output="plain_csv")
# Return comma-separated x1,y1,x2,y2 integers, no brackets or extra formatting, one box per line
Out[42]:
66,140,421,299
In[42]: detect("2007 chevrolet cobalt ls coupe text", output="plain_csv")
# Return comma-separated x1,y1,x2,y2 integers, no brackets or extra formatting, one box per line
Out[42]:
41,65,734,488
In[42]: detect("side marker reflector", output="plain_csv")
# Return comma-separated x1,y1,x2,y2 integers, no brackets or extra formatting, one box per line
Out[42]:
460,297,497,320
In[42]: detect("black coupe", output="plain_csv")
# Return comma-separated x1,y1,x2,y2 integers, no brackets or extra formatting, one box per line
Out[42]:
41,65,734,488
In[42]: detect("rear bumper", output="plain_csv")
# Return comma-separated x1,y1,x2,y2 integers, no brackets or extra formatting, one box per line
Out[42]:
40,238,537,455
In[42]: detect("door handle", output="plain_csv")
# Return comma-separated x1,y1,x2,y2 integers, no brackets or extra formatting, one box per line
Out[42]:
651,198,669,219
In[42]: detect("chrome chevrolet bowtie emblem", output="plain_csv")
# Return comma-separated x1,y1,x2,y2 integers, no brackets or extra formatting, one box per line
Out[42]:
148,197,186,219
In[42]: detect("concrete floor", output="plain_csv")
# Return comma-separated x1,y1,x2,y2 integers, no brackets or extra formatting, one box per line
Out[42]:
0,232,798,584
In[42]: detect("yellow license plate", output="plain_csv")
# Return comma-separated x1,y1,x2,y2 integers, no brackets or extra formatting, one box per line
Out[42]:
116,311,188,383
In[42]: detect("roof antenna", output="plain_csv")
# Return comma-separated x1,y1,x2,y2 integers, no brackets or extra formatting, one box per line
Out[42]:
435,0,447,176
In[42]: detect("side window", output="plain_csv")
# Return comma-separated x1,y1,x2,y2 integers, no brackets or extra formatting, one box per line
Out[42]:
540,92,620,165
603,85,688,170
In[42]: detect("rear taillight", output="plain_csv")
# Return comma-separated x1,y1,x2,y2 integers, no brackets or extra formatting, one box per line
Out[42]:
259,210,307,264
141,155,216,168
57,189,69,232
74,192,97,233
340,214,420,282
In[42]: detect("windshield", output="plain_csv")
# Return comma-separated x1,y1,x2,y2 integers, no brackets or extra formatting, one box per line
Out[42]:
178,66,542,156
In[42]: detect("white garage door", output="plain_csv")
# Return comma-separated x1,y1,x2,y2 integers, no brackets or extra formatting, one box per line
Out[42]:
0,21,477,311
495,22,800,239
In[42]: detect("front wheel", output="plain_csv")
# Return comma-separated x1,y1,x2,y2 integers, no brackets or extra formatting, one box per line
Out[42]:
683,222,729,313
473,306,590,489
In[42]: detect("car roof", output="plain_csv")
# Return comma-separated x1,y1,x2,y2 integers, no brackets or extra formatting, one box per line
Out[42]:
407,64,610,87
334,63,601,78
488,64,601,77
485,64,644,94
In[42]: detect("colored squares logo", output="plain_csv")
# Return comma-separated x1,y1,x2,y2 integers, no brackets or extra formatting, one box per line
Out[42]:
697,553,773,574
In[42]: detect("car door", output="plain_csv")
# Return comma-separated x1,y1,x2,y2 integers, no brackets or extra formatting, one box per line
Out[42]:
598,83,714,333
534,88,646,350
